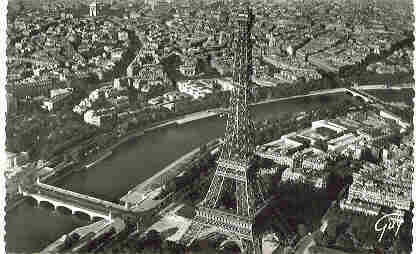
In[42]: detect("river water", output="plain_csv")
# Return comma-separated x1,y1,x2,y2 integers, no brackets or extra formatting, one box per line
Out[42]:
5,93,358,252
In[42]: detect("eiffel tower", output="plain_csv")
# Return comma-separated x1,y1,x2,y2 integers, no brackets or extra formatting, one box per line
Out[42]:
179,3,268,254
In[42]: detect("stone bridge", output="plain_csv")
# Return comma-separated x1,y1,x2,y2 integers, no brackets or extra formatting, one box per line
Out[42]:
19,178,134,222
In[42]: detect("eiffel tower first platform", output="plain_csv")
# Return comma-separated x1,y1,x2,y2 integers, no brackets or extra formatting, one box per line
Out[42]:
179,3,269,254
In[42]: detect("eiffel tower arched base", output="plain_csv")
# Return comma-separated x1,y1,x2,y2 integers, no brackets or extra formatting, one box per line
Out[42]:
179,219,262,254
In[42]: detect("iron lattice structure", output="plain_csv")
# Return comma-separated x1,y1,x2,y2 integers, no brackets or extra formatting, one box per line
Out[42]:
179,4,267,254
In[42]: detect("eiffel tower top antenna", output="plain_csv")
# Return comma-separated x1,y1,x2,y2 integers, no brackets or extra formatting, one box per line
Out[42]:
220,0,256,165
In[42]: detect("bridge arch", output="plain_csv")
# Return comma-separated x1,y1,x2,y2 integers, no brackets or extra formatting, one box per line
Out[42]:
25,195,40,206
356,96,367,103
56,205,72,215
345,91,354,97
219,238,243,252
72,210,93,221
91,216,103,222
344,89,371,103
25,194,55,209
38,200,56,210
198,227,232,241
197,228,243,252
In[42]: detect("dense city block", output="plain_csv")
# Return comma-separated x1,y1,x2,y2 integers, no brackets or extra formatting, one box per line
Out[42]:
4,0,414,254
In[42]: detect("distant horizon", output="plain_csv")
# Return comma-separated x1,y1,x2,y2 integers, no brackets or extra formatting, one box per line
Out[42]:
6,0,413,8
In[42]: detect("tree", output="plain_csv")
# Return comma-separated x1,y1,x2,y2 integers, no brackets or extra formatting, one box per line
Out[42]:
199,144,207,154
323,219,338,245
146,229,162,250
127,86,138,104
336,233,354,249
61,232,80,251
297,224,308,238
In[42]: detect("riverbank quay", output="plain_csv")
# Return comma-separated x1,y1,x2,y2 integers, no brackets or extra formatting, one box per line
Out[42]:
40,218,125,253
40,220,110,253
119,141,219,212
85,150,113,169
175,110,219,124
5,196,26,212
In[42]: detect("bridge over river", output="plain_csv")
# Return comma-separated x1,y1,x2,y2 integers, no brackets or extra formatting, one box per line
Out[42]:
19,179,137,222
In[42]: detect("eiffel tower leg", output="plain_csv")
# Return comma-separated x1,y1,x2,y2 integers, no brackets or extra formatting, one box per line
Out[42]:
241,236,262,254
219,234,243,251
202,174,224,209
179,220,209,247
236,180,249,217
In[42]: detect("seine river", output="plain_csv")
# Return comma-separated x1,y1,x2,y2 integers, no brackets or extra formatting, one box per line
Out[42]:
4,93,370,252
